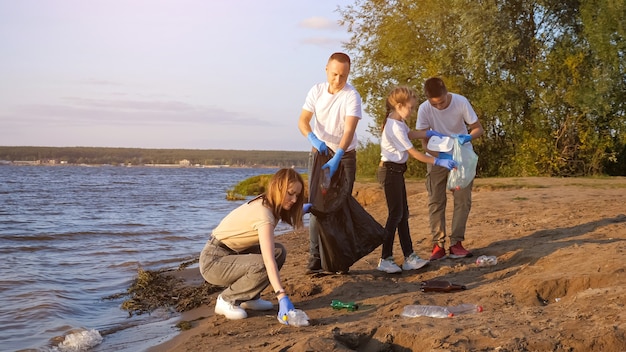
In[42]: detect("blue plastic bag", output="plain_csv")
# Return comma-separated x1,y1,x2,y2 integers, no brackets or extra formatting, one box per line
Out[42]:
446,138,478,190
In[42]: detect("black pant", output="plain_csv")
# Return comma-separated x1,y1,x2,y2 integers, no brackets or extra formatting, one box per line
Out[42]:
308,149,357,259
377,162,413,259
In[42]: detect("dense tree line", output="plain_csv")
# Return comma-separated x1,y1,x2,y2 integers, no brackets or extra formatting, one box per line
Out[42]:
0,146,309,168
342,0,625,178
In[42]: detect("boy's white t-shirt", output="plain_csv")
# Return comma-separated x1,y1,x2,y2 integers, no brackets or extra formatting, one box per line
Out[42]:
380,118,413,164
416,93,478,149
303,82,362,152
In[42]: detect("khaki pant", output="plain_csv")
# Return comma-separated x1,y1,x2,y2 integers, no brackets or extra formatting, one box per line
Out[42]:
425,163,473,247
199,238,286,304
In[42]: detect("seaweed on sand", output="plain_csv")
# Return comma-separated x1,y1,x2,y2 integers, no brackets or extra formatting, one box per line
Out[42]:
106,265,220,317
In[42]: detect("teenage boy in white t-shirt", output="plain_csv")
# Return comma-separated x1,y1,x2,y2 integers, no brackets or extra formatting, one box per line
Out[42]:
414,77,484,260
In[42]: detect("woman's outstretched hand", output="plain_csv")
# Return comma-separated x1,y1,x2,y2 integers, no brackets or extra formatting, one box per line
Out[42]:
277,296,295,325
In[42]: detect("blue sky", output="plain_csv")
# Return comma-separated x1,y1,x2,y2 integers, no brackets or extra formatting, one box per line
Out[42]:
0,0,375,151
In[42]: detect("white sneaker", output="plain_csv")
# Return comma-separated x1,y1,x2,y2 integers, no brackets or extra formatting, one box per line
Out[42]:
377,257,402,273
240,298,273,311
215,295,247,320
402,253,429,271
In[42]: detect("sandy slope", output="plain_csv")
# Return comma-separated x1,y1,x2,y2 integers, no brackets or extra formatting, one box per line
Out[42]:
150,177,626,352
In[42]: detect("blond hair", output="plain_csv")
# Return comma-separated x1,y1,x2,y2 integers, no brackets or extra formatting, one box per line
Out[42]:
262,168,304,229
381,86,418,131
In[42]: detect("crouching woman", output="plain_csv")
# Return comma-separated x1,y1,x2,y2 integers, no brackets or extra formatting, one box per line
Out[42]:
199,168,305,324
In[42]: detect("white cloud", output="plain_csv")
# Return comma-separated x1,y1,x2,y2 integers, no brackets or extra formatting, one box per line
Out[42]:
63,97,198,113
299,16,342,30
300,37,346,48
5,100,274,127
79,78,123,86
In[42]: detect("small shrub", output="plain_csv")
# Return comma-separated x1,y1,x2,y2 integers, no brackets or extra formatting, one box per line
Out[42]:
226,173,310,200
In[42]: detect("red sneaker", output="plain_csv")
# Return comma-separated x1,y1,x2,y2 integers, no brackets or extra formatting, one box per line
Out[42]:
449,241,473,258
429,244,446,260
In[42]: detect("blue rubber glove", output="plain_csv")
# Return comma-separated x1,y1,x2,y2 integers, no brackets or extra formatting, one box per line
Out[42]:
426,130,445,138
322,148,344,178
434,158,458,170
277,296,295,325
303,203,312,214
438,152,453,160
456,134,472,144
307,132,328,155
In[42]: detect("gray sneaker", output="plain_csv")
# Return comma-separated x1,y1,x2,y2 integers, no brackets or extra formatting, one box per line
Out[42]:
402,253,429,271
377,257,402,273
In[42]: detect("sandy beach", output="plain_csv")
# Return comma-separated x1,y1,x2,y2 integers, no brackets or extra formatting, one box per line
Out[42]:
149,177,626,352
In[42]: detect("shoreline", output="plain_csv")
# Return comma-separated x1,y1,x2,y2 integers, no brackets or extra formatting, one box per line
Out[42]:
144,229,312,352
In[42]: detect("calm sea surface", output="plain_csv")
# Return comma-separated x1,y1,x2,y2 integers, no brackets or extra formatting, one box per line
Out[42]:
0,165,304,352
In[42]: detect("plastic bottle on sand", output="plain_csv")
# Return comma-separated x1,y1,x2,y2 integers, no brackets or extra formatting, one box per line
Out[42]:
284,309,310,327
321,168,331,195
476,255,497,267
331,300,359,311
447,303,483,315
401,305,453,318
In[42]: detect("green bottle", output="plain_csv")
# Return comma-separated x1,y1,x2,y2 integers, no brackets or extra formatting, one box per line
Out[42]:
331,299,358,311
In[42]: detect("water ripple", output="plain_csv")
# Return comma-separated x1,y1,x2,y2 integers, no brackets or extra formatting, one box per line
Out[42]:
0,165,299,351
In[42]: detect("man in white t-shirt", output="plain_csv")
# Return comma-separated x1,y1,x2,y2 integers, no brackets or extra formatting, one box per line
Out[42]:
298,52,362,273
415,77,484,261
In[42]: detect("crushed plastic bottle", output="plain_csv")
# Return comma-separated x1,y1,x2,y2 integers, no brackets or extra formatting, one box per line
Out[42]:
447,303,483,315
401,305,453,318
284,309,310,327
330,300,359,311
476,255,497,267
321,168,331,195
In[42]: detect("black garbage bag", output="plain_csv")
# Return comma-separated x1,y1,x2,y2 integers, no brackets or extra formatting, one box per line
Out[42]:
309,151,386,272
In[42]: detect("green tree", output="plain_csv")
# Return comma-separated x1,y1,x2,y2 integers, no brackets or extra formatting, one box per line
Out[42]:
342,0,626,177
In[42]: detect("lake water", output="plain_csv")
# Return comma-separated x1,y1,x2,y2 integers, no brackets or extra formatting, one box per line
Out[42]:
0,165,306,351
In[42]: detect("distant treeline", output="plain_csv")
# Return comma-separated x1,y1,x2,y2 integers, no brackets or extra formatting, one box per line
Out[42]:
3,144,624,178
0,146,309,168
